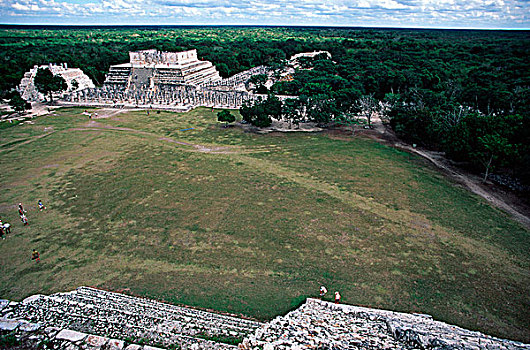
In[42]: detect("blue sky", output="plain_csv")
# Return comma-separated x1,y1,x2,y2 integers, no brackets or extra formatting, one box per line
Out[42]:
0,0,528,29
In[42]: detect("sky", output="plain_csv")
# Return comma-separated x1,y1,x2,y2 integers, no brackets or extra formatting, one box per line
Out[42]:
0,0,528,29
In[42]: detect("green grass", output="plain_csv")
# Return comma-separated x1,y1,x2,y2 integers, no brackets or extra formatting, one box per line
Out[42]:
0,107,528,342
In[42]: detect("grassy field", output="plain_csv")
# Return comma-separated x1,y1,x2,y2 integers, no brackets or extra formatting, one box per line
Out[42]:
0,107,528,342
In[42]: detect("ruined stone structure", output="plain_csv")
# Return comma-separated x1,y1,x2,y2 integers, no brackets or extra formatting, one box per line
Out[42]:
60,49,329,111
18,63,95,101
1,288,528,349
204,66,269,91
58,50,273,110
288,51,332,69
0,287,261,349
241,299,530,349
104,49,222,89
63,84,258,112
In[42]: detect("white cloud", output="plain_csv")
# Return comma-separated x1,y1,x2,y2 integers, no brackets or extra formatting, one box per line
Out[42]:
0,0,528,27
11,2,30,10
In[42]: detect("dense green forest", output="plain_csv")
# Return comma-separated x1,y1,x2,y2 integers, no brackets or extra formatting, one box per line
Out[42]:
1,26,529,188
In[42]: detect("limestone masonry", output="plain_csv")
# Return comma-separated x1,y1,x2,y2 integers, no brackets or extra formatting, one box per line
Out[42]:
18,63,95,101
23,49,313,110
1,287,528,349
62,50,271,111
104,49,222,89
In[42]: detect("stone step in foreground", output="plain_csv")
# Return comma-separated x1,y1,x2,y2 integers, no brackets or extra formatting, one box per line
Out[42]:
240,298,530,350
0,286,261,349
0,321,169,350
1,288,530,350
57,287,260,335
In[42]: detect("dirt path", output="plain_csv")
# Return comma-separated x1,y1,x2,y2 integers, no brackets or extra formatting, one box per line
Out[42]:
6,110,527,229
0,131,56,153
90,108,135,119
367,117,530,229
73,123,238,154
398,144,530,229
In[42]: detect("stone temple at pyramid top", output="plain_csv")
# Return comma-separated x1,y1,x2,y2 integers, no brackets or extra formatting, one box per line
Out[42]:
128,49,198,67
104,49,222,89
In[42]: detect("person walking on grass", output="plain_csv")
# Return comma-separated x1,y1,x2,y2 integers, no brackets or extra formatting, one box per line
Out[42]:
1,219,11,235
319,286,328,299
18,203,26,216
335,291,341,304
3,222,10,235
20,214,28,226
38,200,46,211
31,249,40,263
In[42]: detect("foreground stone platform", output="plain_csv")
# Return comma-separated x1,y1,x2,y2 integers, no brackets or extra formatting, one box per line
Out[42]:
241,299,530,350
0,286,261,349
1,288,529,349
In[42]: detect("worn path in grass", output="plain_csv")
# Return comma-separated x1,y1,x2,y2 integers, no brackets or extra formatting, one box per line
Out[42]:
399,144,530,229
72,116,530,229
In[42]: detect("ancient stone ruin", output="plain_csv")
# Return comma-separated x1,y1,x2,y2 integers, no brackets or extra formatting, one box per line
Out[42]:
1,287,528,349
60,50,272,111
0,287,261,349
104,49,222,89
287,51,332,69
15,49,328,112
58,48,308,111
18,63,95,101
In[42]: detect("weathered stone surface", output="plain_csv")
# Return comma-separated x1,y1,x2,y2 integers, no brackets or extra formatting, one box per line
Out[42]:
107,338,125,350
242,299,530,350
56,329,88,342
123,345,142,350
0,319,20,330
85,334,108,347
18,321,42,332
22,294,44,304
0,299,9,311
0,286,260,349
1,288,528,350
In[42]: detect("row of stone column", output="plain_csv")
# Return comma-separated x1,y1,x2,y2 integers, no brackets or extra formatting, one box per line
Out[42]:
64,85,255,109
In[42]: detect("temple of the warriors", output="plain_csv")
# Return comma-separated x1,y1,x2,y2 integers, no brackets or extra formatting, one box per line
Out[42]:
31,49,302,110
18,63,95,101
104,49,222,90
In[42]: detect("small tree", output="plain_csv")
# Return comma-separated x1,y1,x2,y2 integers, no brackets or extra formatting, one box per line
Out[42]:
249,74,268,94
239,96,278,128
34,68,67,102
283,98,305,129
335,113,360,136
8,91,30,113
475,133,513,182
71,79,79,91
356,94,379,128
217,109,235,127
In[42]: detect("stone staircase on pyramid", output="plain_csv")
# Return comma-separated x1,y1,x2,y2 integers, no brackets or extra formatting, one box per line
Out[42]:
130,68,155,90
1,287,529,349
0,286,262,349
